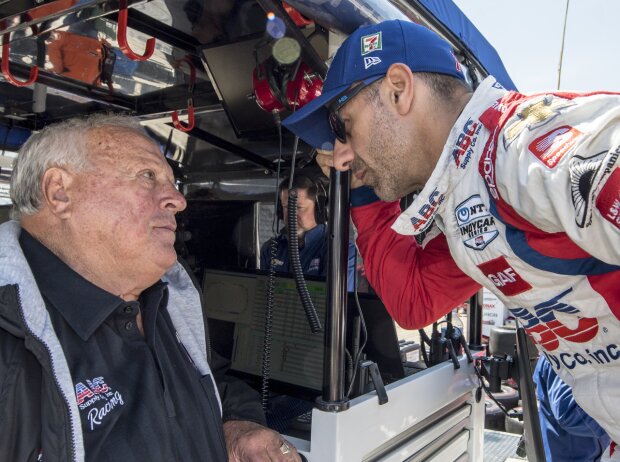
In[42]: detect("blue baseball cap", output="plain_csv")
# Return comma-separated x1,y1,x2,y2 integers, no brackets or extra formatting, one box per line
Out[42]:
282,19,465,149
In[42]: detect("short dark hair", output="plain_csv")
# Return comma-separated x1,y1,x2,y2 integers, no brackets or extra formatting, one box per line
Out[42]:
279,175,318,201
415,72,472,102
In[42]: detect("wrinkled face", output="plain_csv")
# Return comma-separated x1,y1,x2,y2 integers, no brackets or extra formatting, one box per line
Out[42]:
332,83,427,202
281,188,317,236
70,127,186,279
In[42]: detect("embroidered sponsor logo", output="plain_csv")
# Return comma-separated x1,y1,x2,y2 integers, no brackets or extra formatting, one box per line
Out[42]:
569,151,607,227
454,195,498,250
75,377,125,431
543,344,620,371
361,32,382,55
452,118,482,169
481,126,500,200
477,256,532,296
596,167,620,228
528,125,582,168
364,56,381,69
410,187,444,233
508,288,598,352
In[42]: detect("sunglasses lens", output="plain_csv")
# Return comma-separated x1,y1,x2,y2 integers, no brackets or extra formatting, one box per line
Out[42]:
328,111,347,144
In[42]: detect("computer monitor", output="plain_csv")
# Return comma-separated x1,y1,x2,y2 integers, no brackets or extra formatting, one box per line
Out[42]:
202,269,406,393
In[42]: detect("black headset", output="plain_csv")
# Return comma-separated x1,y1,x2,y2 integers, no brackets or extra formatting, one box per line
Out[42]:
276,175,328,224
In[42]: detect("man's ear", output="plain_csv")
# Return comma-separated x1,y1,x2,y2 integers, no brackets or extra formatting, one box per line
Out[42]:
40,167,75,218
384,63,415,116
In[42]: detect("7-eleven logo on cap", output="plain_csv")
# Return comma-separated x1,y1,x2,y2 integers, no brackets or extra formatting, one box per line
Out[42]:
361,32,382,55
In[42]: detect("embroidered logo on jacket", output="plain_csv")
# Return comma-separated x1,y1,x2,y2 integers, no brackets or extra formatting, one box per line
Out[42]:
75,377,125,431
477,257,532,296
569,150,607,228
596,167,620,229
452,118,482,169
454,195,498,250
410,187,444,233
361,32,382,55
528,125,583,168
509,288,598,353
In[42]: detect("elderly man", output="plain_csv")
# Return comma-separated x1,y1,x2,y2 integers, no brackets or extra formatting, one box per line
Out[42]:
283,19,620,458
0,115,299,461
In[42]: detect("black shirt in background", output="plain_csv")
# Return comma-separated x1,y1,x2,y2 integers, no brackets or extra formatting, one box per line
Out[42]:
19,230,227,462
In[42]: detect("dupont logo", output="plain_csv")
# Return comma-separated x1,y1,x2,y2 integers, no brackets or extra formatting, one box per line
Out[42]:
361,32,382,55
477,256,532,296
596,167,620,229
528,125,582,168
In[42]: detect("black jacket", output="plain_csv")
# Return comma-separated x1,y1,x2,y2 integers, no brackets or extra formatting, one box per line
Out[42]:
0,221,265,462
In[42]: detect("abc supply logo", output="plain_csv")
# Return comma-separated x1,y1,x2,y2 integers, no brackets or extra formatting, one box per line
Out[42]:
454,195,498,250
361,32,382,55
477,256,532,296
452,118,482,169
410,187,444,233
509,288,598,353
528,125,583,169
75,376,125,431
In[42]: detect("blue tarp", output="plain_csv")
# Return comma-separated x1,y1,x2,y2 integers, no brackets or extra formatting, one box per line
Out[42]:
419,0,517,91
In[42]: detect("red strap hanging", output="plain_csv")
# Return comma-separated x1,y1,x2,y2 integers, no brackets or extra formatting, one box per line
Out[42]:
117,0,155,61
1,32,39,87
171,57,196,132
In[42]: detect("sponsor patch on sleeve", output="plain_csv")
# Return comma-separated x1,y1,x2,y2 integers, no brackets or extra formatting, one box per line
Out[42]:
595,167,620,228
477,256,532,296
528,125,582,168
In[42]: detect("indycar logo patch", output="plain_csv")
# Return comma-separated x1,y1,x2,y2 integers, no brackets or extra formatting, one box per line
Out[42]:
454,195,498,250
361,32,382,55
528,125,583,168
477,257,532,296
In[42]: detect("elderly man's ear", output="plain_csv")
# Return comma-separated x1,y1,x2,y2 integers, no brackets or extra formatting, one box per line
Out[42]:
41,167,75,218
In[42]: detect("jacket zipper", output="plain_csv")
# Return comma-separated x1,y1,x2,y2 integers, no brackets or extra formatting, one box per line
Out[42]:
15,286,78,462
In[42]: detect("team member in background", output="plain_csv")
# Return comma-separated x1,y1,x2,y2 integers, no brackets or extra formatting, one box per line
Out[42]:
283,19,620,458
261,174,357,291
0,114,300,462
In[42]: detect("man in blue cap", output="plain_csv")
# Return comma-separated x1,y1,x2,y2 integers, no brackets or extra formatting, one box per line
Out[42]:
283,19,620,461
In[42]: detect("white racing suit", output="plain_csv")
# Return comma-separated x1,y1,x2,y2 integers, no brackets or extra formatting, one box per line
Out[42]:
388,77,620,446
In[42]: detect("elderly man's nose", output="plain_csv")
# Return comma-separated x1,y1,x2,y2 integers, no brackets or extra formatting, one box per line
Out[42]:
333,140,354,171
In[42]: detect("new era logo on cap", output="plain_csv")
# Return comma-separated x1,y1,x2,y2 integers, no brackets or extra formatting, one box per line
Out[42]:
364,56,382,69
361,32,382,55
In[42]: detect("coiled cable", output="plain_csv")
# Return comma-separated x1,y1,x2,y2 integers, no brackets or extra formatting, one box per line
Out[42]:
287,187,322,334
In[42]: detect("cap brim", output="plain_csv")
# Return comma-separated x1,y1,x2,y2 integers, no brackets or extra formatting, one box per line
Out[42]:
282,84,347,150
283,75,384,149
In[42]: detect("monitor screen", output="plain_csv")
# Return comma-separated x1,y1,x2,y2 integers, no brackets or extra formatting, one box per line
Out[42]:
202,269,405,393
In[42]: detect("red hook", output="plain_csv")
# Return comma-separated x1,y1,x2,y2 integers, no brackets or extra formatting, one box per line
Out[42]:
1,32,39,87
117,0,155,61
171,57,197,132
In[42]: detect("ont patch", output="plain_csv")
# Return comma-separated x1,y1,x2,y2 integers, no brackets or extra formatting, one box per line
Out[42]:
455,195,498,250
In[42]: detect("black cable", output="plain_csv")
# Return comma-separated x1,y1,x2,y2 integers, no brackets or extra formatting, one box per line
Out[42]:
287,188,322,334
260,236,278,412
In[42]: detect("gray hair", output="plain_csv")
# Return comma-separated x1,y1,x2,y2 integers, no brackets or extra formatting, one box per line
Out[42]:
10,114,147,219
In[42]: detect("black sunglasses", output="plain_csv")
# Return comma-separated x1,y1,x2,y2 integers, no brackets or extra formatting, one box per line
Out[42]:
327,79,377,144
